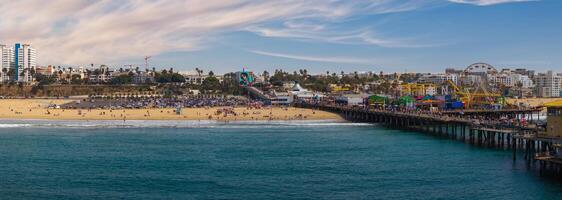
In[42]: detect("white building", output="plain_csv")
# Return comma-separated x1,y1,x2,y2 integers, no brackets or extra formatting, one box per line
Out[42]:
181,71,223,85
489,73,533,88
15,43,36,83
510,74,534,88
418,73,458,85
460,75,482,86
535,71,561,97
88,65,113,83
0,44,14,82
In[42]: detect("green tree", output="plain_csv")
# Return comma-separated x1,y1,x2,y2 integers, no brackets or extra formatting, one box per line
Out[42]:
71,74,83,84
109,74,132,85
201,76,220,92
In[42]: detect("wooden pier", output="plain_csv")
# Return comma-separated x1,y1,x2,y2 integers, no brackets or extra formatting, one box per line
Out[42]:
298,103,562,178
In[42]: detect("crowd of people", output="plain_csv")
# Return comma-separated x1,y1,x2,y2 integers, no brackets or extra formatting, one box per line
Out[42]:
59,96,264,109
316,102,539,130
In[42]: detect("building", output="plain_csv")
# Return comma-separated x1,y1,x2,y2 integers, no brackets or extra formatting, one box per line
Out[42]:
0,44,14,82
418,73,458,85
35,65,55,76
15,43,36,83
182,71,206,85
270,91,294,105
498,68,535,79
460,74,482,86
88,65,113,83
445,68,463,74
535,71,561,97
335,94,368,106
490,69,534,88
133,71,155,84
545,100,562,137
399,83,437,96
181,71,223,85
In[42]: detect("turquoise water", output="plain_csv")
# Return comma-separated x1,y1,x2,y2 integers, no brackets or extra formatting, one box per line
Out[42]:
0,120,561,199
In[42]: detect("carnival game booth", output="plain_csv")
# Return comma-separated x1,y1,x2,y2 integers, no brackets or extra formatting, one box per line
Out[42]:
416,98,445,112
396,96,415,108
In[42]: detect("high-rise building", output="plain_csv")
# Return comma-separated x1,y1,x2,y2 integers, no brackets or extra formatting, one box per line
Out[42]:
15,43,36,82
535,71,561,97
0,44,14,82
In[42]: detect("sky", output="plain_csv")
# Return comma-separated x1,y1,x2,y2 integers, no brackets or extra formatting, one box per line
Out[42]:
0,0,560,74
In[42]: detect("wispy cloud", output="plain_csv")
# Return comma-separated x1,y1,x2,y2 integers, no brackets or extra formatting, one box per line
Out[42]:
0,0,536,66
249,50,374,64
0,0,447,66
448,0,538,6
1,0,312,65
244,1,445,48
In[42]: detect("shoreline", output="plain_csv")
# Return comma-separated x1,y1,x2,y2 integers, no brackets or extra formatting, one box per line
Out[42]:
0,99,343,121
0,118,358,129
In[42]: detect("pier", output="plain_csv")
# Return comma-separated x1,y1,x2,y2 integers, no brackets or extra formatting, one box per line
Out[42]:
298,103,562,178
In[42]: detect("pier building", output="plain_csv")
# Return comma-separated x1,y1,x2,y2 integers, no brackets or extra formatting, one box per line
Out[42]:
546,100,562,136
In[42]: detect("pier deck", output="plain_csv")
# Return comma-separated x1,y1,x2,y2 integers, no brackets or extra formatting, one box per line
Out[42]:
297,103,562,178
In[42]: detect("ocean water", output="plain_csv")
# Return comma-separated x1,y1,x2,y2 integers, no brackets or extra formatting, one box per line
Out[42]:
0,120,561,199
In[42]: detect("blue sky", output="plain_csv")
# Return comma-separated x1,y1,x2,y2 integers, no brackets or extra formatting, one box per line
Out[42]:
1,0,560,73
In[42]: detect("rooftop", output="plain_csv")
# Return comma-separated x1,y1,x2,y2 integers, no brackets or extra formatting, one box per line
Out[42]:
545,100,562,108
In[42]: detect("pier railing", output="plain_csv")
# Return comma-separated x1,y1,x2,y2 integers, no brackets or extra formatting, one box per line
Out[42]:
296,102,562,178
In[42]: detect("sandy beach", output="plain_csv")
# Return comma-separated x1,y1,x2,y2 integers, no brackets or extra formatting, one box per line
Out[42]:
0,99,343,121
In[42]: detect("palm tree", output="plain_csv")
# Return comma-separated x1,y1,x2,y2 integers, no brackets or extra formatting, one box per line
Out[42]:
30,68,36,80
7,68,15,82
1,68,7,81
263,70,269,82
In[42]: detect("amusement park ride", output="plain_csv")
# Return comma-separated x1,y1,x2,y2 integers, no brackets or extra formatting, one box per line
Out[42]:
445,80,503,109
445,63,505,109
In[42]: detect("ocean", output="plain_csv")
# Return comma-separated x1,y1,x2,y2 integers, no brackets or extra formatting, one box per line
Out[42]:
0,120,561,199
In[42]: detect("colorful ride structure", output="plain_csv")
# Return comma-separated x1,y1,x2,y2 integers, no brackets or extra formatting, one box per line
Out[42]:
445,80,504,109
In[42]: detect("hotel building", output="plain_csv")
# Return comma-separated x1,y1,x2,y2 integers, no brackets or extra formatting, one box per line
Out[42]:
0,44,14,82
535,71,561,97
15,43,36,83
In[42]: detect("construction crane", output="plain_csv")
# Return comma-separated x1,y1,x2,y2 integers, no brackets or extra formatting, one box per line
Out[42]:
144,56,151,71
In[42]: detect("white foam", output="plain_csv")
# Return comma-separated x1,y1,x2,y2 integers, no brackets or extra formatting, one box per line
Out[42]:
0,119,372,129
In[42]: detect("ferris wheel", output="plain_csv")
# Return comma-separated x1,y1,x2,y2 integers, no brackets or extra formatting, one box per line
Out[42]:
464,63,498,74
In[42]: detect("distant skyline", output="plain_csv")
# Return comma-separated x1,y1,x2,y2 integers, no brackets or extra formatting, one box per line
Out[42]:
1,0,561,73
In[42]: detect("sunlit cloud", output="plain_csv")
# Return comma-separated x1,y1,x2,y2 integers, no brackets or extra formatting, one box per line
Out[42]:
0,0,536,67
0,0,447,66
